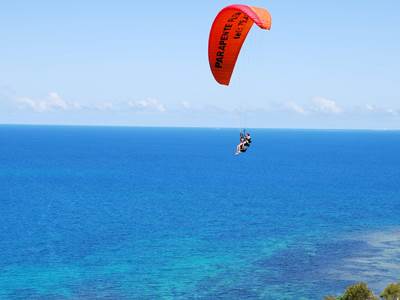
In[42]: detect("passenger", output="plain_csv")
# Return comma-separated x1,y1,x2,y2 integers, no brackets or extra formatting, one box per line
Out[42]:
235,136,248,155
244,132,252,146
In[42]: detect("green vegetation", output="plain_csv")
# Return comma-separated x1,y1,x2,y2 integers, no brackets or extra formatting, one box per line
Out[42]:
340,282,377,300
380,283,400,300
325,282,400,300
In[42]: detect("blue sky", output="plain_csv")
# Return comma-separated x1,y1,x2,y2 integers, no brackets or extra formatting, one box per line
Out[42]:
1,0,399,128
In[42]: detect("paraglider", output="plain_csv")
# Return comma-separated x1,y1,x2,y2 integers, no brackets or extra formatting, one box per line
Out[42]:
235,130,252,155
208,4,272,85
208,4,271,155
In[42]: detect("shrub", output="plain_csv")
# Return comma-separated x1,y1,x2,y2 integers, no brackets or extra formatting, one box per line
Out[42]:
341,282,377,300
380,283,400,300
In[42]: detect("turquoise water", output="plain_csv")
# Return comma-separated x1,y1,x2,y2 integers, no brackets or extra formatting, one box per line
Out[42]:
1,126,400,299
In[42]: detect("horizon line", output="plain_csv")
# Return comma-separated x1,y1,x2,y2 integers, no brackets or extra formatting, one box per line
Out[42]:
0,123,399,132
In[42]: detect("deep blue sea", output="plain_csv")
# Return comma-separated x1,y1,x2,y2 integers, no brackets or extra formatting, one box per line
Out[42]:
1,126,400,299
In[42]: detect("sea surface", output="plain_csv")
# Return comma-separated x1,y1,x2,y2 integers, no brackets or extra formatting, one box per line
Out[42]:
0,125,400,299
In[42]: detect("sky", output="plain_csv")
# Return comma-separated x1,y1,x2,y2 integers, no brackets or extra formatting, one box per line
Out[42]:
1,0,399,129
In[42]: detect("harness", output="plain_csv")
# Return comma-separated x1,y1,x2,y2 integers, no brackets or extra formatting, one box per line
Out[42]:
238,129,251,153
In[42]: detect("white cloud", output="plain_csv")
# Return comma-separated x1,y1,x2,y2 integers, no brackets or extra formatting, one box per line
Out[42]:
365,104,376,112
284,101,308,115
181,101,191,110
127,98,166,112
16,92,80,112
47,92,68,110
386,110,396,116
94,102,115,111
278,97,344,116
384,108,399,116
14,93,170,114
311,96,343,114
359,104,400,116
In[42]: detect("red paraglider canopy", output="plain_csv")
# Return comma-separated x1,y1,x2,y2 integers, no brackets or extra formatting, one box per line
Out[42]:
208,4,272,85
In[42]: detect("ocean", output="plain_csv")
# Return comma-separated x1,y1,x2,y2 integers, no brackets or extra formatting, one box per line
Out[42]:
0,125,399,299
